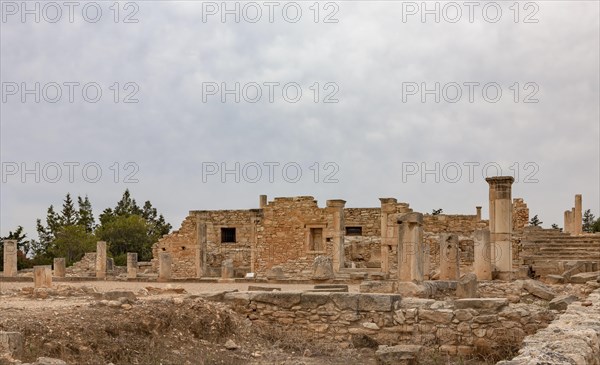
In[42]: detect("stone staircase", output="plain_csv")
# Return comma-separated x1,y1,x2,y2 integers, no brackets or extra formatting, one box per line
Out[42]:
520,227,600,277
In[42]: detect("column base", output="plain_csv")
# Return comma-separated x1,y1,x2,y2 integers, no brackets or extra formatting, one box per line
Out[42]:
493,271,515,281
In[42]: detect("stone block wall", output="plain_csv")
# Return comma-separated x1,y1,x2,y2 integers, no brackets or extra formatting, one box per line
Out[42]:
152,214,198,278
512,198,529,232
344,208,381,237
256,197,335,277
218,292,555,355
153,209,259,278
423,214,488,272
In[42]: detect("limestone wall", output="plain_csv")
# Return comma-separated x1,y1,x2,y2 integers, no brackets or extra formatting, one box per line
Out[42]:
423,214,488,272
219,292,554,356
256,197,335,277
512,198,529,232
153,209,259,278
344,208,381,237
152,215,198,278
499,288,600,365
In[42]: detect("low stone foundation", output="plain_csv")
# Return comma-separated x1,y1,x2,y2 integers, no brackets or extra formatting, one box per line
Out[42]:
217,291,555,355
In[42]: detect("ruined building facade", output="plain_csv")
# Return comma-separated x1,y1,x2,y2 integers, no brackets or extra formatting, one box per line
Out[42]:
152,195,528,279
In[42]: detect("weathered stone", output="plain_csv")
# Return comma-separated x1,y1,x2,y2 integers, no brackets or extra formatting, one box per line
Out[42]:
3,240,17,277
360,280,395,293
375,345,422,365
158,252,172,281
454,298,508,310
456,273,478,298
397,282,430,298
222,292,251,306
0,331,23,357
250,292,302,308
266,266,285,280
53,258,66,278
221,259,234,279
312,255,334,280
454,309,475,321
439,233,460,280
399,297,435,309
398,213,425,282
248,286,281,292
362,322,380,330
548,295,578,311
569,271,600,284
522,279,556,300
224,339,239,350
96,241,107,279
473,229,492,280
33,265,53,289
545,274,565,284
473,314,497,323
100,291,137,301
126,252,138,279
314,284,348,291
358,294,400,312
486,176,514,274
331,293,359,310
419,309,453,323
300,292,331,308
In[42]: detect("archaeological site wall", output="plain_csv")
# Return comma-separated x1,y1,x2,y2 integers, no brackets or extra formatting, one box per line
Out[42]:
256,197,339,277
149,194,538,280
218,291,555,356
153,209,259,278
343,208,381,268
423,213,488,273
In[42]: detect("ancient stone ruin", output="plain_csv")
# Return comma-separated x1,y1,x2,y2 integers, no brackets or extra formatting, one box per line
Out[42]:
1,177,599,364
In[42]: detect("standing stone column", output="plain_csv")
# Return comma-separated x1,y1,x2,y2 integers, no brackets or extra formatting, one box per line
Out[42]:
159,252,172,281
53,258,66,278
564,210,572,234
196,213,208,278
397,212,424,282
3,240,17,277
574,194,583,235
259,194,267,209
127,253,138,279
221,259,234,280
474,229,492,280
326,199,346,273
380,198,398,274
439,233,460,280
33,265,52,288
96,241,107,279
486,176,514,277
476,206,482,221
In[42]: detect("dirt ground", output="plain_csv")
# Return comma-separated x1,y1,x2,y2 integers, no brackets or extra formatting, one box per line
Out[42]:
0,281,374,365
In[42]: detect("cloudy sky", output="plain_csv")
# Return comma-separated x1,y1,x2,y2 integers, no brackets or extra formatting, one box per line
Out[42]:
1,1,599,239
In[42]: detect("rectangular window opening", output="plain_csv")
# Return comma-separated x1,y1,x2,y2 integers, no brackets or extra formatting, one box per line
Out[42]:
221,228,236,243
345,226,363,236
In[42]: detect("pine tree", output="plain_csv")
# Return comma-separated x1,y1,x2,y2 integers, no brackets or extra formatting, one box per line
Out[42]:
583,209,596,233
529,215,543,227
551,223,559,229
114,189,141,217
77,195,95,233
60,193,78,226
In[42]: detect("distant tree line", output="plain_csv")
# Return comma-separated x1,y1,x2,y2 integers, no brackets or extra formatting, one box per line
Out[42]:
0,190,171,270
